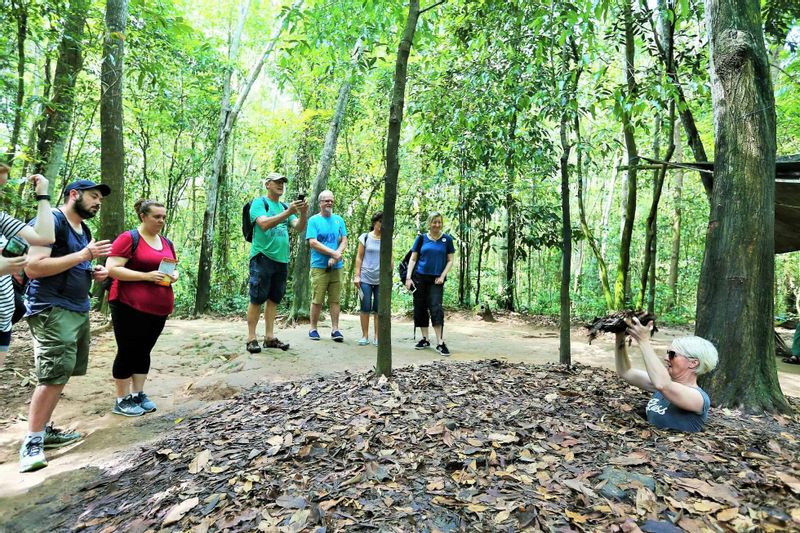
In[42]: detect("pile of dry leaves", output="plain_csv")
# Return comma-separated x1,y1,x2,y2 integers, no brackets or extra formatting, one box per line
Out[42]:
61,360,798,532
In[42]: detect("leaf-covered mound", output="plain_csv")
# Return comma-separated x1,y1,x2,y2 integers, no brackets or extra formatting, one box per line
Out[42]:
64,360,799,532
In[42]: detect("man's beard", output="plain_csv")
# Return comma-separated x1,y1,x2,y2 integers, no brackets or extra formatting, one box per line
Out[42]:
75,197,98,219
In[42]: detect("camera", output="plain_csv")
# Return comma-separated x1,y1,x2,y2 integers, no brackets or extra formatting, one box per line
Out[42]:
297,193,306,202
2,236,29,258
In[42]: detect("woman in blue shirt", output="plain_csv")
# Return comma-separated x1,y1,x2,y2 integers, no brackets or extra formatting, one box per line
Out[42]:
615,317,718,432
404,212,455,355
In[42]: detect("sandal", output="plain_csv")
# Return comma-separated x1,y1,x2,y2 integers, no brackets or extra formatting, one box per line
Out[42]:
264,337,290,351
246,340,262,354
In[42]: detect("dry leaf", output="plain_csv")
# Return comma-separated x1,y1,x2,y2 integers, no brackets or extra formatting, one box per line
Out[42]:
776,472,800,494
188,450,211,474
162,497,199,526
715,507,739,522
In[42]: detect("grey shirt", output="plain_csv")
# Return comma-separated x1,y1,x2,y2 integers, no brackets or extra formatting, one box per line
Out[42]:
358,232,381,286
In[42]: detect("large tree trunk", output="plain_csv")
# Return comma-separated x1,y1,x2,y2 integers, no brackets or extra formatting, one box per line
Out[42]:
34,0,90,193
290,75,353,320
195,0,299,314
5,0,27,165
696,0,788,412
99,0,128,250
614,0,638,310
376,0,420,378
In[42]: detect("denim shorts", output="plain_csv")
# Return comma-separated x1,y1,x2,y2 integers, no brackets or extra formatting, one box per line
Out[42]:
249,254,288,305
359,283,379,314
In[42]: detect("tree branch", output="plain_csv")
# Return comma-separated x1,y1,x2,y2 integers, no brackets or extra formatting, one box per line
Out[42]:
419,0,446,16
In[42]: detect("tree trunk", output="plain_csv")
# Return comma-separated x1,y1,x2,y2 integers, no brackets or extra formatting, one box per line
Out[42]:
696,0,788,412
666,121,684,310
6,0,27,165
98,0,128,258
615,0,638,310
376,0,420,378
638,105,675,312
290,74,353,320
559,111,572,366
195,0,299,314
34,0,90,193
503,112,517,311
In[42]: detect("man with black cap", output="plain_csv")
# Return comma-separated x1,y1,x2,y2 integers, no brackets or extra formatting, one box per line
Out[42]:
18,179,113,473
246,172,307,353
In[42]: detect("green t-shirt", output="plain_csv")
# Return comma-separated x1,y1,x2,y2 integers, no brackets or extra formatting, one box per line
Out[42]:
249,197,297,262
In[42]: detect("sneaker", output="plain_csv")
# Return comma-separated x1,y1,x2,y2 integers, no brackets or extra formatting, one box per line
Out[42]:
132,392,157,413
43,423,82,449
358,337,369,346
415,338,431,350
264,337,290,351
19,436,47,473
436,343,451,356
112,395,146,417
246,340,262,353
309,329,321,341
372,338,379,346
331,330,344,343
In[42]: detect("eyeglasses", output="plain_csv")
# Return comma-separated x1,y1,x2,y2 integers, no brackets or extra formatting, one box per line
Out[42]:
667,349,695,361
320,199,334,203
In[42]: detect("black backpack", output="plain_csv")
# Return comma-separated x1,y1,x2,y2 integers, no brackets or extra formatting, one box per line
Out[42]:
397,234,424,284
242,197,288,242
12,209,93,323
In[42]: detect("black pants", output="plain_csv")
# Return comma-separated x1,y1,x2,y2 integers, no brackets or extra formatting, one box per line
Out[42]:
413,274,445,328
111,301,167,379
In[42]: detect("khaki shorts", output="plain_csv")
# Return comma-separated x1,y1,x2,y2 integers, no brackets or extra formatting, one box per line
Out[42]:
28,306,91,385
310,268,341,306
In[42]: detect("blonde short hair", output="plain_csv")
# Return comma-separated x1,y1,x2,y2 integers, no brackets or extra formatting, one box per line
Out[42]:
426,211,443,227
671,336,719,376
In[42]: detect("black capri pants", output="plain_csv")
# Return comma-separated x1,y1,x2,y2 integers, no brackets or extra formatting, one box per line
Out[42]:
111,301,168,379
412,274,445,328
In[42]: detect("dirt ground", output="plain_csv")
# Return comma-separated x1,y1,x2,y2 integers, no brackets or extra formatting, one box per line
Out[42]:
1,311,799,522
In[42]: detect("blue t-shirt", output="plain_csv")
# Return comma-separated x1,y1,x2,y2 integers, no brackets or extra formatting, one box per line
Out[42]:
414,233,455,277
306,213,347,269
26,211,92,315
646,387,711,433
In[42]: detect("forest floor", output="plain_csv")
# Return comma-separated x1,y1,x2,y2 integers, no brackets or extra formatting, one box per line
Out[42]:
0,312,799,531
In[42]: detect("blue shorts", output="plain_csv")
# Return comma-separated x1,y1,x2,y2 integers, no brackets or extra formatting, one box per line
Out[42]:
249,254,288,305
359,283,379,314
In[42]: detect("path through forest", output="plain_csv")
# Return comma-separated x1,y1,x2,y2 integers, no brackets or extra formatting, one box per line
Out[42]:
1,312,799,524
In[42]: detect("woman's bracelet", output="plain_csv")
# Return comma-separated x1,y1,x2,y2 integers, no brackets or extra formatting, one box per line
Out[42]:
86,247,95,260
35,194,51,201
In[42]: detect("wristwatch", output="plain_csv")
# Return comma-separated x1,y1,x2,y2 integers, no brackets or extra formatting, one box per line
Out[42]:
35,194,51,201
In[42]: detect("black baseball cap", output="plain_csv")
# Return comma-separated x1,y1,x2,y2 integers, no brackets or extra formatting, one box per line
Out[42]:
63,179,112,197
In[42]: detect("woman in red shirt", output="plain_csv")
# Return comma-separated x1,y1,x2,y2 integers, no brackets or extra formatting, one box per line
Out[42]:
106,200,177,417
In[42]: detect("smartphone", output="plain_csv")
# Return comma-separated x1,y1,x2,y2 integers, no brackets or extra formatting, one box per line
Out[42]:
156,258,178,286
2,236,29,258
297,193,306,202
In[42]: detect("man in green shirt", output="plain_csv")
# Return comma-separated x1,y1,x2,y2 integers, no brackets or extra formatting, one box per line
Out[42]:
246,173,307,352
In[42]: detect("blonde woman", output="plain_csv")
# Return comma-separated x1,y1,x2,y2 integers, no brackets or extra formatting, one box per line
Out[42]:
616,317,718,432
404,212,455,355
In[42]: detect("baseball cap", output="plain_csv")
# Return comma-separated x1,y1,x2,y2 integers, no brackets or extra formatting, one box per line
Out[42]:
264,172,288,184
63,179,112,197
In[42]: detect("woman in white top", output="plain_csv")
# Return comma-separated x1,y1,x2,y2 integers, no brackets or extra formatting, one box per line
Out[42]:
0,163,56,367
353,212,383,346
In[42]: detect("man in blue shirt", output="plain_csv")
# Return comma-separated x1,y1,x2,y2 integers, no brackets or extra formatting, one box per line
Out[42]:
306,189,348,342
19,180,113,472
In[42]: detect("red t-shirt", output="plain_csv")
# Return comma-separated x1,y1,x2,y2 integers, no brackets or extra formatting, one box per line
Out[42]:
108,231,176,316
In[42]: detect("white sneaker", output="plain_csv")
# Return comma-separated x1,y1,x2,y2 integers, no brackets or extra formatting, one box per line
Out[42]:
358,337,369,346
372,338,378,346
19,436,48,473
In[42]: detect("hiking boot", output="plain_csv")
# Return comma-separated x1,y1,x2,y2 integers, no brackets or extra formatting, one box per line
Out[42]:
358,337,369,346
331,330,344,343
246,340,262,353
264,337,290,351
436,343,451,356
415,338,431,350
19,436,47,473
132,392,157,413
43,423,82,449
113,395,146,417
309,329,321,341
